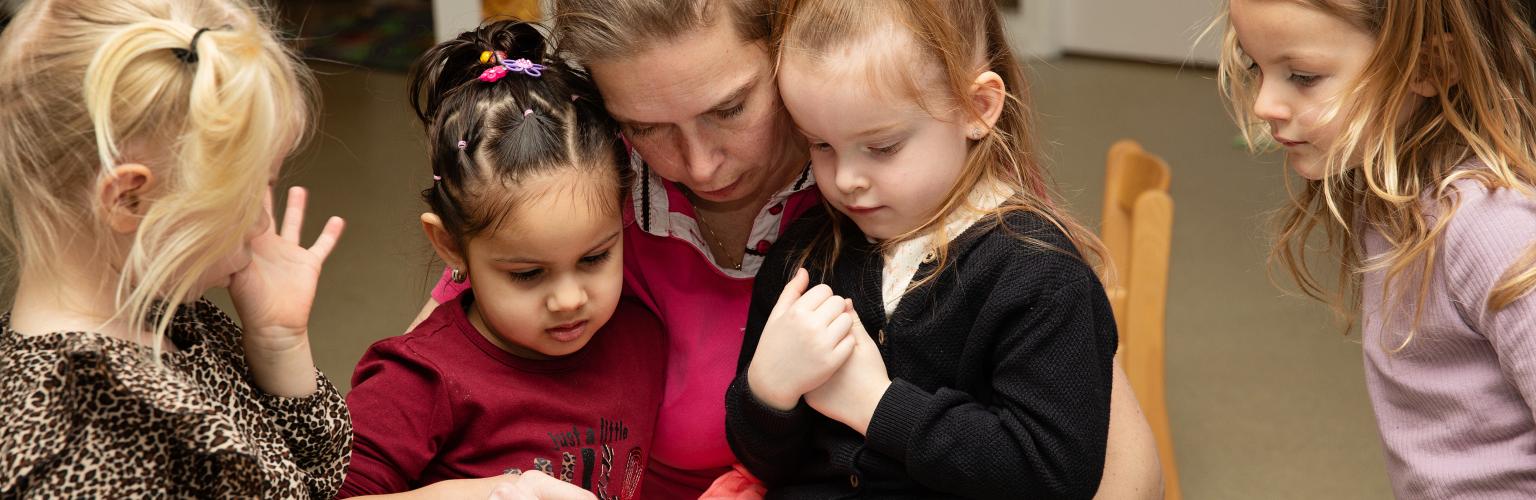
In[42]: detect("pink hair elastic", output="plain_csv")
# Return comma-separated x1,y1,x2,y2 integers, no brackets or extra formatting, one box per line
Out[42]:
479,66,508,82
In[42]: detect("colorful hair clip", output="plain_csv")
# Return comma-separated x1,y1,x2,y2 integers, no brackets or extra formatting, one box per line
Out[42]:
479,65,509,82
479,51,510,64
477,54,546,82
457,140,468,150
523,109,534,117
433,175,442,181
503,58,545,77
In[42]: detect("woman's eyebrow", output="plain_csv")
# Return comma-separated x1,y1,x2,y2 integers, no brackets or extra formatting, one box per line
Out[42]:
707,79,757,112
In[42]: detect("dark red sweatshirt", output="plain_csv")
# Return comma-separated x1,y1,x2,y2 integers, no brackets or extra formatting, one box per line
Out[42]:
339,293,666,499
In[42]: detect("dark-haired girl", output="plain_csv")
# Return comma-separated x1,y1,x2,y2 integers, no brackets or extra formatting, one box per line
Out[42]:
338,20,665,499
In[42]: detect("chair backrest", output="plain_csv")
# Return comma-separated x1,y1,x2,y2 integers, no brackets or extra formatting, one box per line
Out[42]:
1101,140,1171,312
1100,139,1180,500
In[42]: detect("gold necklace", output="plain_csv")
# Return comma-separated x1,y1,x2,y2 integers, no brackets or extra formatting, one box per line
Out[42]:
695,211,743,270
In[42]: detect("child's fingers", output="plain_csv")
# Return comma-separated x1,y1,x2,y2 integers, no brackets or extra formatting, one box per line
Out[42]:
307,216,346,261
844,298,866,324
810,294,847,327
486,482,522,500
851,320,873,345
795,283,835,311
519,471,597,500
825,311,856,342
828,327,857,364
280,186,307,243
774,268,810,311
845,302,870,332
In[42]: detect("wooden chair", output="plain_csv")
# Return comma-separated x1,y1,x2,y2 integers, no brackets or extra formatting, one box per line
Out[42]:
1100,140,1179,500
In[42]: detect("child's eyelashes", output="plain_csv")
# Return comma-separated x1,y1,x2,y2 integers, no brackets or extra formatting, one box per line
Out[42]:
509,269,543,282
507,251,613,283
1246,62,1323,87
1288,73,1322,87
869,142,903,156
580,250,613,265
806,142,903,156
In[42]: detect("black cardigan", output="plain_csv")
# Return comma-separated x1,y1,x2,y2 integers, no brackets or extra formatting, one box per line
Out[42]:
724,208,1118,499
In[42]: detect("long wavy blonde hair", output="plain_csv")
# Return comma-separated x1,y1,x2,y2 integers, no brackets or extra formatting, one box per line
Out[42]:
0,0,315,352
774,0,1106,284
1217,0,1536,347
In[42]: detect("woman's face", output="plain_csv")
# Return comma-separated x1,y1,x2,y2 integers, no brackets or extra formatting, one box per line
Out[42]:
587,14,802,206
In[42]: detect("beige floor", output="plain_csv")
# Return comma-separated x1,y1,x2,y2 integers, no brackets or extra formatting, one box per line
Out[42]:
9,56,1394,499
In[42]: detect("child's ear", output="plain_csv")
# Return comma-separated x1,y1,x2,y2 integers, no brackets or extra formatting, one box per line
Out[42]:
421,213,468,276
97,164,154,234
967,71,1007,140
1410,33,1458,98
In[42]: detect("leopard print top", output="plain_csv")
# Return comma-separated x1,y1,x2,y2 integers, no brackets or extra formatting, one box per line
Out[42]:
0,300,352,498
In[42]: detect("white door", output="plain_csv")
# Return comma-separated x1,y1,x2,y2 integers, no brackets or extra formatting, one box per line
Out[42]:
1061,0,1225,65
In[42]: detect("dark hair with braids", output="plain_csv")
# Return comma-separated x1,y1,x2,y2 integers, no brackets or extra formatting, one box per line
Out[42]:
407,19,630,246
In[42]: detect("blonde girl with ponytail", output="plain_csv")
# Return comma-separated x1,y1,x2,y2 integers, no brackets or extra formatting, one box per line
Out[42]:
0,0,351,496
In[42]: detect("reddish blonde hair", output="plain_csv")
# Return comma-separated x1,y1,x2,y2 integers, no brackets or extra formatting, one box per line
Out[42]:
775,0,1105,283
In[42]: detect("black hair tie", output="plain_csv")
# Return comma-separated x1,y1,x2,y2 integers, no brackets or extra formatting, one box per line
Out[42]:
171,25,230,64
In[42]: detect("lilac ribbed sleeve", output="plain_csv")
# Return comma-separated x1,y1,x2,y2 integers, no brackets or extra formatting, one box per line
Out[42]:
1360,177,1536,498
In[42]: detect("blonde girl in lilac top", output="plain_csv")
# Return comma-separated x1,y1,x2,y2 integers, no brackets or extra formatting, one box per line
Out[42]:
1219,0,1536,496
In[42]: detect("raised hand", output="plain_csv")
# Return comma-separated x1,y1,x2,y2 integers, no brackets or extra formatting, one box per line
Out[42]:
746,269,858,411
231,187,344,346
230,186,345,396
805,299,891,435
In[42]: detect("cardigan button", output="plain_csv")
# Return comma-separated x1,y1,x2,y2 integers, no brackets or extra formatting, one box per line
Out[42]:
849,474,860,488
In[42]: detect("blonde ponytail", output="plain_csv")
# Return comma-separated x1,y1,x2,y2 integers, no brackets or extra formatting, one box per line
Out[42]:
1,0,315,355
